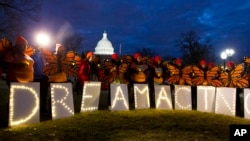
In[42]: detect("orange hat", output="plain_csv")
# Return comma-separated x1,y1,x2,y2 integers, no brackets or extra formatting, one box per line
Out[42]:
199,59,206,66
15,35,28,46
208,62,214,68
175,58,182,65
226,61,235,67
111,53,118,60
86,52,94,59
154,56,161,62
134,53,141,59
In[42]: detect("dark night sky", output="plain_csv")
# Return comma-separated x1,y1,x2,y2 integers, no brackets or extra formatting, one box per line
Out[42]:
27,0,250,62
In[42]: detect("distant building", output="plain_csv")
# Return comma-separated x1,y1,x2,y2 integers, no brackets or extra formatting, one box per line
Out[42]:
94,31,114,63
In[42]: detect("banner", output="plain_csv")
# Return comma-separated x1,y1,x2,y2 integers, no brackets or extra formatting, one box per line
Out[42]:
134,84,150,109
50,83,75,120
154,85,172,110
81,81,101,112
244,89,250,119
197,86,216,113
110,84,129,111
9,82,40,127
215,87,236,116
174,85,192,110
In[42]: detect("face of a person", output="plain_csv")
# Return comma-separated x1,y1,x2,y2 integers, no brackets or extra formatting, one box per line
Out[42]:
89,55,95,62
201,64,206,68
14,44,27,53
157,60,161,64
137,56,142,62
227,66,233,70
176,62,182,66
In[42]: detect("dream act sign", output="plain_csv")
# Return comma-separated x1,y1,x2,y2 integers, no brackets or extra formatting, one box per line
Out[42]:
7,82,250,127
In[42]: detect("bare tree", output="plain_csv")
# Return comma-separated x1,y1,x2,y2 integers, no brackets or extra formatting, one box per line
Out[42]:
62,32,84,53
0,0,41,38
176,30,216,65
135,47,156,58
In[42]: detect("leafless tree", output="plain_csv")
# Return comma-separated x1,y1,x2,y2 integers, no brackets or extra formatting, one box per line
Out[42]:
0,0,41,38
62,32,84,53
176,30,216,65
135,47,156,58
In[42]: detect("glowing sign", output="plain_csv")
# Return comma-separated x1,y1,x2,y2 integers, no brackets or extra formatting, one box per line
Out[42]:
51,83,74,120
154,85,172,110
110,84,129,111
81,81,101,112
9,82,40,127
134,84,150,109
174,85,192,110
215,87,236,116
244,89,250,119
197,86,216,113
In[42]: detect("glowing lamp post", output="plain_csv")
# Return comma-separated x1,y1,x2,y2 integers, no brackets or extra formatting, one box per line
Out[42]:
35,33,50,47
225,49,234,61
221,52,227,70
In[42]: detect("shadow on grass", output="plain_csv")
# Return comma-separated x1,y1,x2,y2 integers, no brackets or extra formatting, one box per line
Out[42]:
0,81,9,128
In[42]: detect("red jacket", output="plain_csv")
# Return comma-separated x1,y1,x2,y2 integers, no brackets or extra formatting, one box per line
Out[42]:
78,59,91,86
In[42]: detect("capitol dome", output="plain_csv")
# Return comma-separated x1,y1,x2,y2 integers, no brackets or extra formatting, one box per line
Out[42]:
94,31,114,55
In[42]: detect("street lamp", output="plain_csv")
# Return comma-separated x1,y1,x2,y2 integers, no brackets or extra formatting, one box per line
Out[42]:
221,52,227,70
225,48,234,61
35,32,50,47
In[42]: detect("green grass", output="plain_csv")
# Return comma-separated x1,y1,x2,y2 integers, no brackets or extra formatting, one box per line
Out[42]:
0,110,250,141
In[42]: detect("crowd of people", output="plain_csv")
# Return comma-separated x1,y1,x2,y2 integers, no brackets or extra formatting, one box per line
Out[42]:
1,35,250,112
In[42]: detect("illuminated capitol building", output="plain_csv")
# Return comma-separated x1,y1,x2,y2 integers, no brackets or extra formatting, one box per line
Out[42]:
94,31,115,62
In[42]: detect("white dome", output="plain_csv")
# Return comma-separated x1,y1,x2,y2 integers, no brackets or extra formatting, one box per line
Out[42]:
94,31,114,55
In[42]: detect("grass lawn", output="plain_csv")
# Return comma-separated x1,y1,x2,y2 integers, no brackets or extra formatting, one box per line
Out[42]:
1,80,250,141
0,110,250,141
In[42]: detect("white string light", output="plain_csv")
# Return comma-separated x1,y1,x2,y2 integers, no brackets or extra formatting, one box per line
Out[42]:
197,86,215,110
134,85,150,108
156,87,172,109
111,86,129,110
51,84,74,119
215,88,236,115
244,92,250,114
175,86,191,110
9,84,39,126
81,82,101,112
7,83,247,126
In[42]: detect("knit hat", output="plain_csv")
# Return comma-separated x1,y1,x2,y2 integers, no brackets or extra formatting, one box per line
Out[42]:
199,59,206,66
208,62,214,68
15,36,28,46
226,61,235,67
154,56,161,62
134,53,141,59
175,58,182,65
86,52,94,59
111,53,118,60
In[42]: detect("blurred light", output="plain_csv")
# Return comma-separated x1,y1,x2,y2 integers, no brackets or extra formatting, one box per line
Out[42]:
36,33,50,47
220,52,227,60
225,49,234,57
